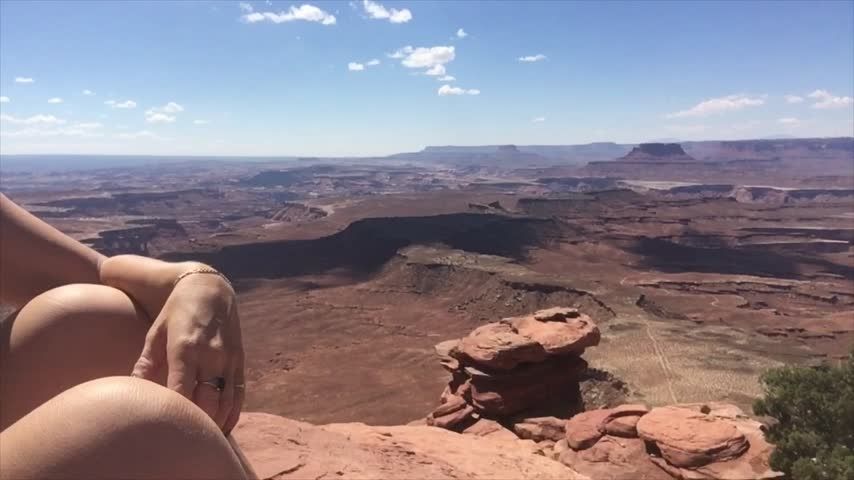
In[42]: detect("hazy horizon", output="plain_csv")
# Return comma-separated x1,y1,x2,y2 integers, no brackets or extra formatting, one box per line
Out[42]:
1,0,853,157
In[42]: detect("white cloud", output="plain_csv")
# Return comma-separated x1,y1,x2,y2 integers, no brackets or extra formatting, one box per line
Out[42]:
518,54,546,62
145,113,176,124
392,45,455,69
784,94,803,104
349,59,380,71
532,116,546,123
807,89,853,109
0,113,66,125
144,102,184,123
106,99,137,109
424,64,446,76
47,97,63,104
362,0,412,23
665,94,765,118
82,89,95,96
388,47,409,59
193,119,210,125
76,122,103,129
159,101,184,113
456,28,467,38
438,75,455,82
241,4,336,25
0,96,8,103
239,2,254,12
777,117,799,125
438,84,480,96
14,77,34,84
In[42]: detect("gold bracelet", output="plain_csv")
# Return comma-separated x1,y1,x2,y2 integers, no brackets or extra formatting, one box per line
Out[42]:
173,266,233,289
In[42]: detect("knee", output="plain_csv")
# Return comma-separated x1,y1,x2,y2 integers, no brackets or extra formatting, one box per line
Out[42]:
8,377,245,479
17,284,148,328
66,376,215,434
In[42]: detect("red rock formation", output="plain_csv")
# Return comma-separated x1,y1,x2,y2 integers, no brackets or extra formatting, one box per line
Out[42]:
561,403,782,480
428,307,597,425
422,309,780,480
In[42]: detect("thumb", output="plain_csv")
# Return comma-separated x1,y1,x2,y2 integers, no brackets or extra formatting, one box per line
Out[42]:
132,321,167,381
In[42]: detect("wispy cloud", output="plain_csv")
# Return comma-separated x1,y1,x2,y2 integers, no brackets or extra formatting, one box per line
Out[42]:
438,75,455,82
14,77,34,84
241,3,336,25
532,116,546,123
665,94,765,118
82,89,95,96
362,0,412,23
807,89,853,109
47,97,63,104
777,117,799,125
145,113,176,124
0,96,9,103
456,28,467,38
424,64,446,76
518,54,546,62
348,59,380,71
438,84,480,96
145,102,184,123
0,113,66,125
784,94,803,104
106,99,138,109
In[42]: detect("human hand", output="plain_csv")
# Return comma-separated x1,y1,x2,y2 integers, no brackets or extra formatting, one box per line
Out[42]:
131,271,245,433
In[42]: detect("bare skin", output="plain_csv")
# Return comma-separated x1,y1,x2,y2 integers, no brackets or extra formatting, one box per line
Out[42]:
0,193,252,479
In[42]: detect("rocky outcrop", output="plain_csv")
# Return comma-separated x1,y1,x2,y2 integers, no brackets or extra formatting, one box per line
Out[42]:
233,412,587,480
427,307,599,427
561,403,782,480
422,308,780,480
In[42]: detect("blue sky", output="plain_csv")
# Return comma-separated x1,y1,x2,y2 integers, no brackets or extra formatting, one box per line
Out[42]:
1,0,853,156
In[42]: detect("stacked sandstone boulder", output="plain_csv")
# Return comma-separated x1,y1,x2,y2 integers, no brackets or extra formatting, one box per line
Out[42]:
427,307,599,430
426,307,781,480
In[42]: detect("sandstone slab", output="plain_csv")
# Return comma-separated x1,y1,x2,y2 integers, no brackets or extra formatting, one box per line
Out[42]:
457,322,547,370
636,406,748,468
508,307,601,356
234,412,587,480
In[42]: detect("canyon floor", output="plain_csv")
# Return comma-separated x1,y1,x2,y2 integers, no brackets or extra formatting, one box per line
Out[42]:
3,142,852,426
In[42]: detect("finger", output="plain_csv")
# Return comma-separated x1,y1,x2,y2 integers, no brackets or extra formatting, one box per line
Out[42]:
216,360,237,429
224,351,245,435
166,340,198,400
194,349,227,424
132,321,166,381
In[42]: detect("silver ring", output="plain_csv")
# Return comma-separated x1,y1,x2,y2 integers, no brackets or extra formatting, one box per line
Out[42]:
199,376,226,392
234,384,246,390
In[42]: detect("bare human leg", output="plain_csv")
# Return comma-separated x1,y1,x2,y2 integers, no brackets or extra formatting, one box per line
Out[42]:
0,376,248,479
0,284,152,429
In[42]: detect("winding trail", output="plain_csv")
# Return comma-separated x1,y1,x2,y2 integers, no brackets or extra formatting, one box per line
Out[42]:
639,314,679,404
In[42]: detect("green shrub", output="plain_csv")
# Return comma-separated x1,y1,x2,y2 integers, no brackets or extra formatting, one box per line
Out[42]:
753,354,854,480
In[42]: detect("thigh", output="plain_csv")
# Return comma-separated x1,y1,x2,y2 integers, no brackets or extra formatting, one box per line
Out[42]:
0,376,248,480
0,284,151,430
